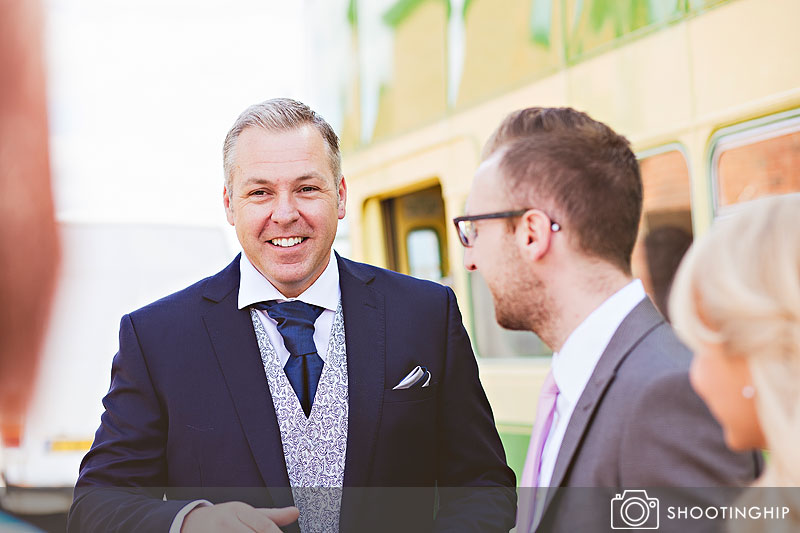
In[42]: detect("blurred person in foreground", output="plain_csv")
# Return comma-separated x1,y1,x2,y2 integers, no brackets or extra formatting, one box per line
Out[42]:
670,194,800,532
0,0,59,435
68,98,515,533
0,0,60,530
457,107,762,533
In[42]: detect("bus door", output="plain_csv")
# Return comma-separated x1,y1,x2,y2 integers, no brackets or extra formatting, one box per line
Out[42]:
379,183,450,285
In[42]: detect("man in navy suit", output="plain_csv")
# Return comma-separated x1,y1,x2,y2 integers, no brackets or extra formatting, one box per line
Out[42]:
68,98,515,533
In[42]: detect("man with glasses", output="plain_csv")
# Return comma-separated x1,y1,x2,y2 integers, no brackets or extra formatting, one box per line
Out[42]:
456,107,761,532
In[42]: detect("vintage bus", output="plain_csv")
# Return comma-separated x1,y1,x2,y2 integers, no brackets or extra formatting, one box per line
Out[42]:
318,0,800,475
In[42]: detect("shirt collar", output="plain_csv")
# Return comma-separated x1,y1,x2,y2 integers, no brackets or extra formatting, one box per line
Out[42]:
238,250,340,312
551,279,646,405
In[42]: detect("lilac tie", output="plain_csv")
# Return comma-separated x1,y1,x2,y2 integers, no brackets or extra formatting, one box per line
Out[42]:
517,369,560,533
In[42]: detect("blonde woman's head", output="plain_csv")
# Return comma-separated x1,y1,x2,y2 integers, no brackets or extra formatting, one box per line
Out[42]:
669,194,800,484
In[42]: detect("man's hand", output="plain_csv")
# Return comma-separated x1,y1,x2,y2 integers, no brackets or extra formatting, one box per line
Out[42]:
181,502,299,532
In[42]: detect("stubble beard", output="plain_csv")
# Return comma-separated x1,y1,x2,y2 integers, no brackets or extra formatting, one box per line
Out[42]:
491,246,553,338
493,275,552,334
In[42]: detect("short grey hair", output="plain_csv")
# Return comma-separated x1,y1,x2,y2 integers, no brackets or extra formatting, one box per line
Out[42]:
222,98,341,195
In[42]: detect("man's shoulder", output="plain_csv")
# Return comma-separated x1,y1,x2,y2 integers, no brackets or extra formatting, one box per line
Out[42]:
589,308,700,438
605,300,693,391
623,322,691,374
337,255,450,299
128,255,239,320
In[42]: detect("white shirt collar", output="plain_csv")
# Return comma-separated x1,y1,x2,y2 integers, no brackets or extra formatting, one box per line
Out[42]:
551,279,646,405
238,250,340,312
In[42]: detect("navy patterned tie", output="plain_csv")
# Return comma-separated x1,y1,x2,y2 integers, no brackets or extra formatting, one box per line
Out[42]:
252,300,325,417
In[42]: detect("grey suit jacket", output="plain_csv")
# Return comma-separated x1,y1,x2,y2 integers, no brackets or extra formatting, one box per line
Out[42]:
534,298,762,532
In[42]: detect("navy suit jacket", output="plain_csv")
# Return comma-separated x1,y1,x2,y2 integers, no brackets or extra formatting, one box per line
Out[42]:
68,254,516,532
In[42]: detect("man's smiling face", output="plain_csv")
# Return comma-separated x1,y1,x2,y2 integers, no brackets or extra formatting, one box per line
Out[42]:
224,125,346,298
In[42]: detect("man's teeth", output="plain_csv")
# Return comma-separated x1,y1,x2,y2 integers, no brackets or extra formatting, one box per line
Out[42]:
271,237,304,247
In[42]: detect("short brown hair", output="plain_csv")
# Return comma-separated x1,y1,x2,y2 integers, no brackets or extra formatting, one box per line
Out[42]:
495,112,642,273
483,107,602,159
222,98,341,194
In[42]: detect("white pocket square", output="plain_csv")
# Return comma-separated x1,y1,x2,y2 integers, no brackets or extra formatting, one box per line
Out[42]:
392,365,432,390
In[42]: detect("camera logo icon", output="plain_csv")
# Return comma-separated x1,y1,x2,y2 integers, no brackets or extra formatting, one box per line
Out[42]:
611,490,660,529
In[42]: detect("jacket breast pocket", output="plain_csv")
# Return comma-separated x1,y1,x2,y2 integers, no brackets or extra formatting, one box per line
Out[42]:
375,383,438,484
382,383,438,403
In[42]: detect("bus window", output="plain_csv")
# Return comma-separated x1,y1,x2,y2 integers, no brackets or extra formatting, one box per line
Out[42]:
407,228,443,282
634,146,693,320
712,110,800,210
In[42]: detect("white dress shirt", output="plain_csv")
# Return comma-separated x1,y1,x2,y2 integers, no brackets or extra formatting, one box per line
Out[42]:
238,250,341,366
169,251,341,533
537,279,646,488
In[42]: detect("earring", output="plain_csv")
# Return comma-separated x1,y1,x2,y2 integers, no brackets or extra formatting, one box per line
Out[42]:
742,385,756,399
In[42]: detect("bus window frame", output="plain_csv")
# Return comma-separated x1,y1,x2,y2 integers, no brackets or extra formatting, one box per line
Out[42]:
708,108,800,217
636,142,692,168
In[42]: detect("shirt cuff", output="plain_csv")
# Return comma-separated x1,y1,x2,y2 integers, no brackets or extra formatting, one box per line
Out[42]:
169,500,212,533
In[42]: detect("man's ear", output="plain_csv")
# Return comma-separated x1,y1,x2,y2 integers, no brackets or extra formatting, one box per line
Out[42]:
516,209,554,261
337,175,347,219
223,186,235,226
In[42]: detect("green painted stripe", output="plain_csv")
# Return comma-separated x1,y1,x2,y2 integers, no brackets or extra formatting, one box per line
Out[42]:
499,427,532,482
383,0,450,28
383,0,428,27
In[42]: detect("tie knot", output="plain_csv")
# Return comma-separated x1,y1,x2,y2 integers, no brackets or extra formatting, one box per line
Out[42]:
251,300,324,357
542,369,559,397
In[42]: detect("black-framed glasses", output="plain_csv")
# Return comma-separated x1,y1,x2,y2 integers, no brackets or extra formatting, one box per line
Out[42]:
452,209,561,247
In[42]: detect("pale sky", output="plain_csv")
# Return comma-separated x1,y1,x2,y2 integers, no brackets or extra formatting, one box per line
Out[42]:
45,0,308,227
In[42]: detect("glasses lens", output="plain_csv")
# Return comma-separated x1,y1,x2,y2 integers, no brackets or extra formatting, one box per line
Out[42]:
456,221,467,247
460,220,476,247
455,221,465,247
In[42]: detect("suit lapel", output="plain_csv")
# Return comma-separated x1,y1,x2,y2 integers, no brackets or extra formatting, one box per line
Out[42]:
337,255,385,486
337,255,385,532
201,255,294,508
540,299,664,518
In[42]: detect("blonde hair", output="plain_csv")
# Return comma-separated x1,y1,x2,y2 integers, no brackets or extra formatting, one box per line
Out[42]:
669,194,800,488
